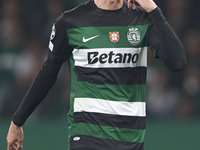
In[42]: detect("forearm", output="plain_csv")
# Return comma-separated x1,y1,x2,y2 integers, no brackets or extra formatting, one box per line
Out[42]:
12,59,62,127
148,7,186,71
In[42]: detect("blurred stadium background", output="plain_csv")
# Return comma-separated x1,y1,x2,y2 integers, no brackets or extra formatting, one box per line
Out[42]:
0,0,200,149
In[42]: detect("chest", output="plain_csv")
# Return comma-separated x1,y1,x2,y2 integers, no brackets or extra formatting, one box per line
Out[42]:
67,25,148,50
67,26,148,68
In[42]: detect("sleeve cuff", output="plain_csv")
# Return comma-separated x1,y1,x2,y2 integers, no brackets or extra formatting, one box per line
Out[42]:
148,7,163,18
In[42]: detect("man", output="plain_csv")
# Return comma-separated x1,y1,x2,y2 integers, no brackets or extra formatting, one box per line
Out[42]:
6,0,186,150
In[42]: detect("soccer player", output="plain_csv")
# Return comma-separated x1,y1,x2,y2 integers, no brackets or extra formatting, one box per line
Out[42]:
6,0,186,150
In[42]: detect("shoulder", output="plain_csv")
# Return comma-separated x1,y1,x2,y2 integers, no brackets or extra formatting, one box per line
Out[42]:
124,5,150,25
134,6,149,17
54,0,93,28
122,1,149,18
58,0,92,21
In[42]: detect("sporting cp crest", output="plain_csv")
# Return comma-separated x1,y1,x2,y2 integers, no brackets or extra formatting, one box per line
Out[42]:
109,32,119,43
127,28,140,46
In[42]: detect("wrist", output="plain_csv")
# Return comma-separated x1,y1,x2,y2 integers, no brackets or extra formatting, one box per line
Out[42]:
146,4,157,13
11,121,22,128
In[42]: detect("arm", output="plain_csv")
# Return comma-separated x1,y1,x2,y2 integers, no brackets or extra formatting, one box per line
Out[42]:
7,12,72,150
128,0,187,71
12,59,62,126
7,59,63,150
148,7,186,71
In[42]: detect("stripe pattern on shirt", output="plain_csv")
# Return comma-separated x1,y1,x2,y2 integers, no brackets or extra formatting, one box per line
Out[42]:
74,98,146,117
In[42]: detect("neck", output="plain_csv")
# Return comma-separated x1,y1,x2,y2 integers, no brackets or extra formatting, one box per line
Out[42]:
94,0,123,10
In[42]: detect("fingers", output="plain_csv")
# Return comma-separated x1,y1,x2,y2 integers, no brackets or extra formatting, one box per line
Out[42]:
128,0,157,12
127,0,137,10
17,141,23,150
132,3,137,10
7,138,14,150
128,0,134,8
12,142,18,150
7,141,16,150
7,122,24,150
7,141,23,150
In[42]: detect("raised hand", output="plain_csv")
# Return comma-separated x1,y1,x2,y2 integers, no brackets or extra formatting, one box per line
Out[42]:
127,0,157,12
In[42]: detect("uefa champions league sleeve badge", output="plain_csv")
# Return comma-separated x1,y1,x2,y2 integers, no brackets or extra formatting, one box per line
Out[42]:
49,24,56,51
50,24,56,40
127,28,140,46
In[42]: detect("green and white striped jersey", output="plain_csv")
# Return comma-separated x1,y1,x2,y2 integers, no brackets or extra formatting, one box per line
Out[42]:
48,0,158,149
11,1,186,148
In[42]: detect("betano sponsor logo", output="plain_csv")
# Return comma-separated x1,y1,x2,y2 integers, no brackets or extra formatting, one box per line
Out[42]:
88,51,139,64
72,47,147,68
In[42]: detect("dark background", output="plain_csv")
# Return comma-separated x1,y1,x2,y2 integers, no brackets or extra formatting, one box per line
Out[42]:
0,0,200,149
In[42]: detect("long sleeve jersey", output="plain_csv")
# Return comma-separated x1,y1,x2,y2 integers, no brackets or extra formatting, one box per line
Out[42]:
12,1,186,150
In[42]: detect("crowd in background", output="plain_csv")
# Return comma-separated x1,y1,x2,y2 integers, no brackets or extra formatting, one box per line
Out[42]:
0,0,200,122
